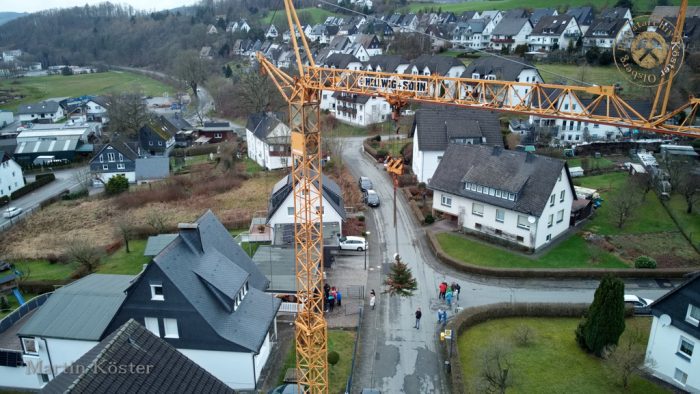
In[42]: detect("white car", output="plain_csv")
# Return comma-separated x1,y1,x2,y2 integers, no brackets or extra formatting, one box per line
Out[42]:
338,236,368,251
624,294,654,315
2,206,22,219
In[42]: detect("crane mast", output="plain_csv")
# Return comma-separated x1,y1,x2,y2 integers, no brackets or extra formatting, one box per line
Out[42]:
257,0,700,392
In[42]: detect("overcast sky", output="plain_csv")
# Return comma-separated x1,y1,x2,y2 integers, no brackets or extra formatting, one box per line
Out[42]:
1,0,197,13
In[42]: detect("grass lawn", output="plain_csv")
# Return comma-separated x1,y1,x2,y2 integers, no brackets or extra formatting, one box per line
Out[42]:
97,239,150,275
437,233,627,269
0,292,39,320
240,241,270,258
14,260,76,281
261,7,338,27
536,64,651,100
458,317,666,394
404,0,697,14
378,137,411,157
567,157,615,170
244,157,264,174
664,195,700,248
276,330,356,394
0,71,173,112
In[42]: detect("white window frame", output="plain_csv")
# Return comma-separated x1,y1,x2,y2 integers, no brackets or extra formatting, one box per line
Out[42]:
674,368,688,385
550,194,555,206
560,190,565,202
686,304,700,326
22,337,38,355
495,209,504,223
102,164,108,171
107,152,115,162
472,203,483,217
678,337,694,359
287,207,294,216
116,163,125,170
150,284,164,301
548,214,553,227
441,195,452,208
517,215,530,230
144,317,160,336
163,318,179,338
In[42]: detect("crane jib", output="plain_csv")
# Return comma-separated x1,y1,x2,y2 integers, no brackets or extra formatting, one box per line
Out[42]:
358,76,428,93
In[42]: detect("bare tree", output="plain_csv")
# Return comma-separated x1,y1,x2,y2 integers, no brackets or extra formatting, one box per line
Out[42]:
174,50,208,97
603,328,646,389
73,167,93,191
115,216,136,253
609,183,641,229
106,91,149,139
146,211,168,234
67,239,104,274
630,172,654,202
478,341,515,394
217,140,240,173
677,171,700,214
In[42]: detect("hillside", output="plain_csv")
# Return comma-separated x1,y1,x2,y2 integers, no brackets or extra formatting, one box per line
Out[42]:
405,0,700,14
0,12,27,26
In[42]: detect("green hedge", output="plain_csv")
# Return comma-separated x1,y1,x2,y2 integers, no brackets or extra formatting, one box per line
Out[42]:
170,144,218,157
11,173,56,199
0,195,9,207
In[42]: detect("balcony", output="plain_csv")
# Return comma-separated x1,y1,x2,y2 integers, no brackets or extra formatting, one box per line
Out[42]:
337,107,358,116
564,32,581,38
491,37,515,43
269,149,291,157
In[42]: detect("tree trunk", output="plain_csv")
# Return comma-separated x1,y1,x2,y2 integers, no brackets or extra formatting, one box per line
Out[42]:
124,237,130,253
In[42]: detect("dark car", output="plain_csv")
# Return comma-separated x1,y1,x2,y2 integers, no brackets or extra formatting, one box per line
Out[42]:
364,189,380,207
358,176,373,191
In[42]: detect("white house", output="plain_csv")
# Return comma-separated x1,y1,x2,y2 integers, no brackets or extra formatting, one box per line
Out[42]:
319,53,364,117
480,11,504,46
85,97,109,123
267,173,346,245
489,17,532,52
411,107,504,183
645,274,700,392
265,24,279,39
529,14,582,53
0,109,12,126
0,151,25,198
245,112,291,170
227,19,250,33
354,34,382,56
566,7,595,34
461,56,543,107
583,18,632,50
17,101,64,124
430,144,576,251
452,19,488,50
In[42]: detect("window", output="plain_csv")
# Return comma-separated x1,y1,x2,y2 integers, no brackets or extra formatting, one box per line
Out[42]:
548,214,553,227
472,203,483,217
508,193,516,201
107,152,115,162
437,156,443,162
287,207,294,216
118,153,123,161
678,337,694,359
215,133,222,138
516,235,524,242
558,173,562,182
557,209,564,223
495,190,501,198
102,165,108,170
150,284,164,301
441,195,452,208
674,368,688,385
550,194,555,206
40,373,50,383
546,234,551,241
22,337,38,354
560,190,565,202
495,209,504,223
477,186,483,193
687,304,700,326
117,163,125,170
517,215,530,229
99,154,104,163
144,317,160,336
164,318,179,338
158,141,163,146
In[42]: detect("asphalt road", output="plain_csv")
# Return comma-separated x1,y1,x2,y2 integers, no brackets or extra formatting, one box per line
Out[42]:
0,166,87,231
341,136,676,394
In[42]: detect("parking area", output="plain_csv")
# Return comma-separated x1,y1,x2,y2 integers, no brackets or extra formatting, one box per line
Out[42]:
324,251,370,328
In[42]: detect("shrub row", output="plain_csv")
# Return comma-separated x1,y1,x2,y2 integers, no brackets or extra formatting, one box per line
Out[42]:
170,144,218,158
11,173,56,199
19,279,72,294
445,303,591,394
0,195,9,207
427,231,694,279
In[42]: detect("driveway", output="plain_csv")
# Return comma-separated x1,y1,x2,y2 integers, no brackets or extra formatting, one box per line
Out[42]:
341,136,676,394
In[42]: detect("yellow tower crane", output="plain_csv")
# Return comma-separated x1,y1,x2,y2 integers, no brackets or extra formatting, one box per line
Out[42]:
257,0,699,392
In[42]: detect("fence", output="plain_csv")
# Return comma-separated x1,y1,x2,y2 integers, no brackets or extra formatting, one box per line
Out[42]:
0,204,39,233
345,305,364,394
0,293,52,335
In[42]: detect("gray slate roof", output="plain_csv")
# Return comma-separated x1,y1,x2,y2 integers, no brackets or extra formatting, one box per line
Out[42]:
267,174,346,222
322,53,360,69
532,15,575,36
332,91,370,104
566,7,594,25
429,144,571,217
408,54,464,76
530,8,557,26
41,319,234,394
91,140,140,163
19,274,134,340
246,112,288,141
462,56,539,82
491,17,531,36
150,210,280,352
414,106,504,151
144,234,178,256
649,273,700,339
18,101,60,115
584,18,628,38
363,55,407,72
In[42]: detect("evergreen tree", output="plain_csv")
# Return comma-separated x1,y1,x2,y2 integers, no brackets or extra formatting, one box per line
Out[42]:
105,174,129,195
383,254,418,297
576,275,626,356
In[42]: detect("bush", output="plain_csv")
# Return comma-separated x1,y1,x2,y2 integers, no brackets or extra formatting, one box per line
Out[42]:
0,296,9,311
634,256,657,269
513,324,536,346
376,149,388,158
424,214,435,224
577,275,626,356
357,215,365,222
372,135,381,142
11,173,56,199
328,350,340,366
61,189,89,200
105,174,129,195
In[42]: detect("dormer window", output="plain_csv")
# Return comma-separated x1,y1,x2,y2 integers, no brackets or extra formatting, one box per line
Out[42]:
150,283,164,301
687,304,700,326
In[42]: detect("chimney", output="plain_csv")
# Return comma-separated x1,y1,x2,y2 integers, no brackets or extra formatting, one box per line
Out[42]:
178,223,203,253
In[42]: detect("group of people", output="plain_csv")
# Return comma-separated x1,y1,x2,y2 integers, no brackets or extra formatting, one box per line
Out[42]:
438,281,460,307
323,283,342,313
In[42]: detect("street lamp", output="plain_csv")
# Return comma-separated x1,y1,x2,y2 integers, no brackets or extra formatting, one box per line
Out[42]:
364,231,370,270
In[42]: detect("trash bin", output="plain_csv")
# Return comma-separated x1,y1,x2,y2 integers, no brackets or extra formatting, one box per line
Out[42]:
444,360,451,374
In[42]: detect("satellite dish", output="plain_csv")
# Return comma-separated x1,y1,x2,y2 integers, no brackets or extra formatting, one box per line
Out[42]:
527,216,536,224
659,314,671,327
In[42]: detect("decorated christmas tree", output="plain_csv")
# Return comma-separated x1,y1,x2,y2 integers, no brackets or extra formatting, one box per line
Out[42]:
383,254,418,297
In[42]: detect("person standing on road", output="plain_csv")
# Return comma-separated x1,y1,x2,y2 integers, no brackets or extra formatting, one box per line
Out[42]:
452,282,461,300
414,307,422,329
439,282,447,300
369,293,376,310
445,288,453,307
336,289,342,307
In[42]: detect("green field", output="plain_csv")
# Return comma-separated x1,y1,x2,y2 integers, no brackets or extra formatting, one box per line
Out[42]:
0,292,38,320
276,330,356,393
664,194,700,249
457,317,666,394
567,157,616,170
536,64,652,100
14,260,77,281
261,7,339,27
97,239,151,275
0,71,173,112
405,0,700,14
